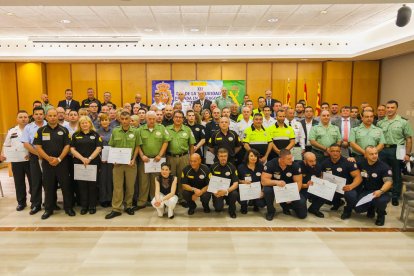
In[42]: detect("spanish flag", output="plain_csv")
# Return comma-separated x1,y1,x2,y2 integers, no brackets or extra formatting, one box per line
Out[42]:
315,82,321,116
303,82,308,106
286,78,291,106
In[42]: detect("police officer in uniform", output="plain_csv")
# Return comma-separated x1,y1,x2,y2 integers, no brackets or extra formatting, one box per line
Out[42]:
33,109,74,220
320,144,362,220
1,110,31,211
105,111,140,219
166,110,195,205
309,110,341,163
377,100,413,206
209,148,239,218
136,111,169,209
261,149,307,221
185,110,206,158
266,110,296,160
208,116,242,164
355,146,392,226
243,113,273,163
205,108,221,145
182,153,211,215
349,110,385,163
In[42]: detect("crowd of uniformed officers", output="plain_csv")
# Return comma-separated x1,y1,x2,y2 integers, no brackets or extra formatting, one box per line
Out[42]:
1,87,412,226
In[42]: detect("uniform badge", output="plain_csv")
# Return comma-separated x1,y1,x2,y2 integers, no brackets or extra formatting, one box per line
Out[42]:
388,170,392,175
264,166,267,171
228,137,234,141
129,134,134,138
361,171,368,178
225,172,230,176
372,173,378,178
156,131,161,136
199,175,205,179
274,174,281,179
256,172,261,176
353,164,357,168
90,136,96,139
286,172,292,177
57,131,63,135
337,167,343,172
195,128,200,131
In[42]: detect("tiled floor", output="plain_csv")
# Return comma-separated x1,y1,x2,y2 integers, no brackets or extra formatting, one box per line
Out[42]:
1,168,414,275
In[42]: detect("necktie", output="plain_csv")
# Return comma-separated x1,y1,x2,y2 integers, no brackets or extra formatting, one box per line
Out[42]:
267,99,270,106
66,101,70,108
344,119,349,141
201,100,204,107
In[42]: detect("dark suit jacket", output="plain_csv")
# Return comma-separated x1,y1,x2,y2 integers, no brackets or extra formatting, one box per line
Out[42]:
265,98,277,108
193,99,212,111
130,102,149,111
301,119,319,144
57,99,80,111
331,117,360,134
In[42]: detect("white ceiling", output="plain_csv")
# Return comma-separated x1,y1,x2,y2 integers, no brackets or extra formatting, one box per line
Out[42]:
0,2,412,61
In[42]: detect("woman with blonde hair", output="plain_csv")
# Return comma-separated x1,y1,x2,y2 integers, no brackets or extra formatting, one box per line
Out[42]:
201,109,212,126
70,116,103,215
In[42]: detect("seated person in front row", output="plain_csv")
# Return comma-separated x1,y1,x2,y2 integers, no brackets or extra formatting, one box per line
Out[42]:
261,149,307,221
182,153,212,215
209,148,239,218
355,146,392,226
151,162,178,219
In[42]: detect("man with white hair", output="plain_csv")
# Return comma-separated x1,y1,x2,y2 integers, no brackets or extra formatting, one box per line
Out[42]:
174,91,192,114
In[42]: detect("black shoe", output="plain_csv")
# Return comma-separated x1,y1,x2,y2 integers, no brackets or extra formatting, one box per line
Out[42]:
16,204,26,211
308,208,324,218
253,206,259,212
169,215,174,219
188,208,195,215
367,208,375,219
105,211,122,219
65,209,76,216
41,211,53,220
54,205,61,211
283,208,291,216
80,208,88,215
240,207,248,214
133,205,146,211
229,212,237,219
375,214,385,226
265,212,274,221
341,211,351,220
125,208,135,215
89,208,96,214
180,201,189,208
29,206,41,215
203,206,211,213
392,198,399,206
331,199,345,211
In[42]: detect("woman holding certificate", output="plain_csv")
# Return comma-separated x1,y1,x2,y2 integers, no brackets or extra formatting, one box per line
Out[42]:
70,116,103,215
151,163,178,219
237,149,266,214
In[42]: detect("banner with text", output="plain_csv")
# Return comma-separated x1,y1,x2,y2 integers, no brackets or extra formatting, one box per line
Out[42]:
152,80,246,106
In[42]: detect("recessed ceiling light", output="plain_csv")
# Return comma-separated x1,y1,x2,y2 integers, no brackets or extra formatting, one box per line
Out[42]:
6,12,14,16
144,28,153,32
190,28,199,32
267,18,279,23
59,19,71,24
320,10,328,15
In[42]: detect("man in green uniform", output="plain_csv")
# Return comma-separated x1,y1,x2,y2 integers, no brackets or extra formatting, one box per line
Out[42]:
166,110,195,206
349,110,385,163
309,110,341,163
105,111,140,219
136,111,169,209
214,87,234,110
377,100,413,206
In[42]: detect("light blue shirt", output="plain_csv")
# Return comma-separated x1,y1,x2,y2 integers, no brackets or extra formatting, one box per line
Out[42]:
20,120,47,145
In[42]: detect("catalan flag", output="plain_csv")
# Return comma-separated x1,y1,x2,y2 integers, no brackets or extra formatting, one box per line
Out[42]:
315,82,321,116
286,78,291,106
303,82,308,106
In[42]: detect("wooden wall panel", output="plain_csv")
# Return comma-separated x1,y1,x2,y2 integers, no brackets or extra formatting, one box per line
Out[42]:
172,63,196,80
97,64,122,107
121,63,147,106
71,64,97,102
222,63,246,80
196,63,221,80
16,63,46,113
322,62,352,107
297,62,322,108
272,63,297,106
351,61,380,107
46,63,72,105
0,63,18,133
146,63,171,104
247,63,271,107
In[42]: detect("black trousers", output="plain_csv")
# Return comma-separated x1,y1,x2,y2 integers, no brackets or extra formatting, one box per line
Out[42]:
11,161,31,205
42,159,73,212
29,155,42,208
263,186,308,219
98,163,113,203
212,190,239,213
78,180,98,209
182,190,211,209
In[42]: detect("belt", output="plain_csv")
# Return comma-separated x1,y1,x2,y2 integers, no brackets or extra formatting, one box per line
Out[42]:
384,144,397,148
167,152,187,158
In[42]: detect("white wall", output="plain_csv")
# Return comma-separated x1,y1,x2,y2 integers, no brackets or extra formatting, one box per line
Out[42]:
380,52,414,131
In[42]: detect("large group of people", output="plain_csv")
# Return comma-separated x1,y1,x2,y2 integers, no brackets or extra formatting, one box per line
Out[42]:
1,87,412,227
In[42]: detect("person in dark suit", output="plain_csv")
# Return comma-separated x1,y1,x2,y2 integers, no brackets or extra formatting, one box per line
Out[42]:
264,89,277,109
81,88,102,112
192,90,211,111
331,106,360,157
57,89,80,112
301,106,319,152
130,93,148,111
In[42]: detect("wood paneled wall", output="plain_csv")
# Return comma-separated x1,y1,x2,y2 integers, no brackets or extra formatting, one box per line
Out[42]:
0,61,380,133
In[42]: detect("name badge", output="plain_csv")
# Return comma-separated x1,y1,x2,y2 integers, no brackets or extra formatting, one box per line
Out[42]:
361,172,368,178
43,136,50,141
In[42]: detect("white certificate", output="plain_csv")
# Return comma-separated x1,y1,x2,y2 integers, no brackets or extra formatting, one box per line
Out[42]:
3,146,28,162
207,176,231,193
107,147,132,164
273,183,300,203
144,158,166,173
239,182,261,201
323,173,347,195
396,144,406,160
356,193,375,207
291,146,303,161
308,176,336,202
101,146,110,162
74,164,97,181
205,150,215,165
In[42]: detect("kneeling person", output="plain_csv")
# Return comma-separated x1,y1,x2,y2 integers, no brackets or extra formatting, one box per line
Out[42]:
152,162,178,219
